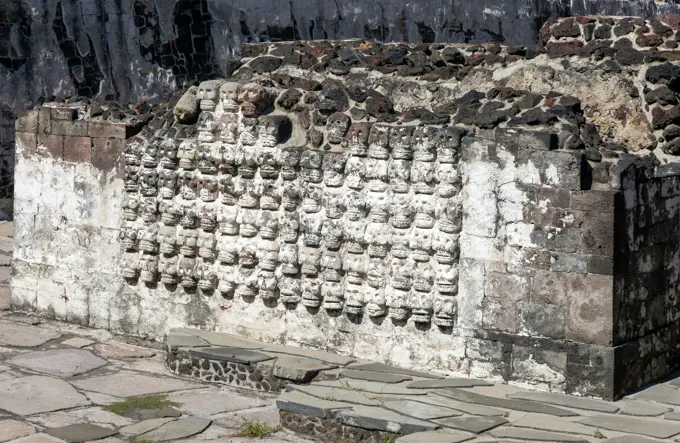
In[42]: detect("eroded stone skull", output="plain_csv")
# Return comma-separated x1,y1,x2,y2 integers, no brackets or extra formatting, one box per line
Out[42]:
301,278,322,308
122,195,139,221
198,79,224,111
279,276,301,304
345,123,370,156
220,82,242,113
389,126,414,160
412,126,437,161
158,169,178,199
139,254,158,283
160,139,179,169
139,169,158,197
239,83,275,117
368,124,390,159
433,295,457,327
327,112,350,144
198,175,219,202
159,254,178,284
197,231,216,260
259,115,291,148
198,113,218,143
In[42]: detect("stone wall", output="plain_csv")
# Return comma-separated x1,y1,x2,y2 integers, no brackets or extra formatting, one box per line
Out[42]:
13,16,680,399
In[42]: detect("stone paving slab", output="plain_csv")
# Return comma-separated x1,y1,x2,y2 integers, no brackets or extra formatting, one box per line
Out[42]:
605,436,661,443
432,415,508,434
395,430,474,443
262,344,356,366
170,329,264,350
0,376,90,415
0,322,61,347
277,390,352,418
314,379,428,395
166,333,209,351
61,338,94,349
578,415,680,439
288,384,386,406
666,411,680,421
270,354,337,382
489,427,590,442
633,385,680,406
341,369,412,383
337,406,439,434
508,391,619,413
137,416,212,442
619,400,672,417
382,399,462,420
71,371,203,397
422,394,506,416
121,406,182,421
190,347,274,364
119,417,178,437
347,362,443,379
0,419,36,442
9,434,68,443
8,349,107,377
437,389,578,416
408,379,493,389
44,423,117,442
511,413,599,435
166,388,270,416
93,342,156,359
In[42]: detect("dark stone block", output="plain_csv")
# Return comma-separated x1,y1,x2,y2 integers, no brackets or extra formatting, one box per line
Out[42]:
37,134,64,159
91,137,123,171
249,56,282,73
517,301,565,339
63,136,92,163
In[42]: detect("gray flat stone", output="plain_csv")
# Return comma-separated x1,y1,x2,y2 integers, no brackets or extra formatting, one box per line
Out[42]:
8,349,107,377
606,436,661,443
61,338,95,349
619,400,671,417
138,416,212,441
314,379,427,395
0,376,90,415
166,388,269,416
289,384,385,406
512,413,599,435
634,385,680,406
408,379,492,389
166,332,209,351
6,434,67,443
348,362,443,379
438,389,577,416
337,406,439,434
508,391,618,413
122,407,181,421
0,321,61,347
578,415,680,439
277,390,352,418
0,419,36,442
170,328,264,349
341,369,412,383
271,355,337,382
432,415,507,434
262,344,356,366
189,346,274,364
383,399,462,420
666,411,680,421
424,393,506,416
94,342,156,359
490,427,590,442
119,418,178,436
71,371,203,397
395,430,473,443
44,424,117,442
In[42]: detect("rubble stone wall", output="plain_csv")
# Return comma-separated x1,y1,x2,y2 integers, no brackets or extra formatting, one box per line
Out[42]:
12,16,680,399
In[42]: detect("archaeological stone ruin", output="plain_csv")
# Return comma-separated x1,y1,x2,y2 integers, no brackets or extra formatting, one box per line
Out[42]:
11,14,680,403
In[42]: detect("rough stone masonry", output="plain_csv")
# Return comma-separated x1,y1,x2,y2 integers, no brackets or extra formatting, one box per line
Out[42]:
11,15,680,400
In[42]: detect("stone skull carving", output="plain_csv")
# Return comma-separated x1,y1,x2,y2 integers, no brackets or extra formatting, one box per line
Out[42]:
217,206,239,236
345,123,370,156
389,126,414,160
219,114,239,144
197,175,219,202
217,264,236,296
260,180,281,210
344,156,366,190
198,112,218,143
237,208,259,238
122,195,139,221
343,251,366,285
140,198,158,224
178,228,198,257
300,246,321,277
220,82,242,113
141,139,160,168
433,295,457,327
239,117,258,146
411,160,436,195
139,168,158,197
279,276,301,304
179,203,198,228
158,169,178,199
368,124,390,159
159,254,179,285
259,151,280,180
238,83,275,117
159,201,180,226
301,214,323,247
280,212,299,243
257,271,279,301
389,159,411,194
279,243,299,275
197,230,217,260
435,263,459,294
322,282,344,311
198,79,223,111
435,126,464,163
278,149,300,181
217,236,238,264
343,285,365,316
179,171,198,200
436,163,461,198
121,252,141,279
197,263,218,292
300,150,323,183
301,278,322,308
139,254,158,283
322,153,347,188
159,225,177,256
160,139,179,169
259,115,291,148
124,139,142,166
178,140,197,170
327,112,350,144
178,257,197,288
119,224,138,251
124,166,139,193
412,126,437,161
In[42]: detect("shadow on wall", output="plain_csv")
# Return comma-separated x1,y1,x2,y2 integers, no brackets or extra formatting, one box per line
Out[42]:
1,0,680,221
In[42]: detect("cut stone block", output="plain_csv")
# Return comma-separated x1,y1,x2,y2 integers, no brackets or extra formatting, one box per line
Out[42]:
166,332,209,350
348,362,443,379
71,371,203,397
395,430,473,443
508,391,618,413
289,384,386,406
119,418,178,436
315,379,427,395
341,369,412,383
578,415,680,439
408,379,492,389
189,346,274,364
512,413,599,435
263,344,356,366
436,389,577,416
44,423,117,442
382,399,462,420
0,376,90,415
94,342,156,359
633,385,680,405
272,355,337,381
8,349,107,377
12,433,77,443
432,415,507,433
490,427,590,442
170,328,264,349
619,400,671,417
337,406,439,434
137,416,212,441
277,390,352,418
0,419,35,442
166,388,269,416
0,322,61,347
122,407,181,421
61,338,95,348
605,436,662,443
424,394,506,416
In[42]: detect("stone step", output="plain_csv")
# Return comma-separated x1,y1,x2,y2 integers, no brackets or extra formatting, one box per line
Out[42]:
578,415,680,439
337,406,440,434
436,389,578,417
507,391,619,413
277,390,352,418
